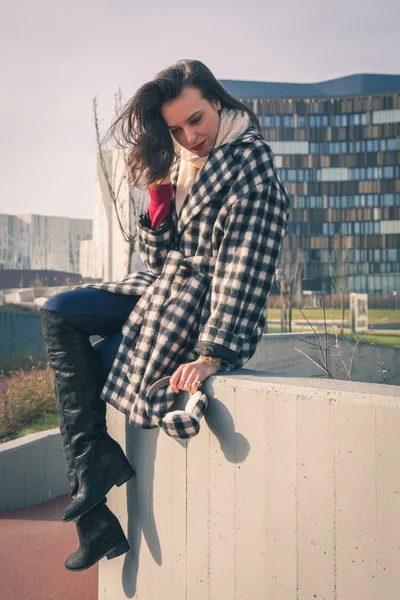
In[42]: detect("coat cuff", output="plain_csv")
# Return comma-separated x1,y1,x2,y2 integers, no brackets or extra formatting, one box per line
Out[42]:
138,212,172,236
194,341,237,363
194,325,240,363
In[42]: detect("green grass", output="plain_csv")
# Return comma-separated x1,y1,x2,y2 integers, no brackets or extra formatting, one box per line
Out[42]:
340,331,400,348
265,325,400,347
266,308,400,325
17,412,59,438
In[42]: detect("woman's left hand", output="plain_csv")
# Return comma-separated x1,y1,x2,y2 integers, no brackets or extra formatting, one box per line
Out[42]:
170,358,218,395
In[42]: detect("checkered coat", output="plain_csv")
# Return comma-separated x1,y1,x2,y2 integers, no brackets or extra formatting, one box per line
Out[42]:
72,126,290,430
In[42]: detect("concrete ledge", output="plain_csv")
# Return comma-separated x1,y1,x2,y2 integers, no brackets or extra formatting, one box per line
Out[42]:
0,428,68,512
100,372,400,600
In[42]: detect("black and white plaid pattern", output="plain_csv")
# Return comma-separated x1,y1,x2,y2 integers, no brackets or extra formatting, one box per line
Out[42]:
71,127,290,434
147,377,208,440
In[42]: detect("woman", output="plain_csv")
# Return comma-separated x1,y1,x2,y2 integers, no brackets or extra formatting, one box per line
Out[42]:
40,58,290,571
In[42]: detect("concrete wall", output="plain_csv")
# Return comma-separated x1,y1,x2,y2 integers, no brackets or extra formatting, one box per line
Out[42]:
100,372,400,600
0,311,47,357
0,428,68,512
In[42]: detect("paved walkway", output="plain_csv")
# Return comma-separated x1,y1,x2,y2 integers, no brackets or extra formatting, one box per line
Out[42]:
0,494,98,600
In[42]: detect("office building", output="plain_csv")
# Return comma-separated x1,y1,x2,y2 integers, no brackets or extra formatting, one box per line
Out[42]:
220,73,400,295
0,212,92,274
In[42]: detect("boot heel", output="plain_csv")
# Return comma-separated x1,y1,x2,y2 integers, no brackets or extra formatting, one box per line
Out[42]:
115,466,136,487
106,540,130,560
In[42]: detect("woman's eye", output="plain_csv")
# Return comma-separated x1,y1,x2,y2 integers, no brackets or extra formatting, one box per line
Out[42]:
171,116,201,135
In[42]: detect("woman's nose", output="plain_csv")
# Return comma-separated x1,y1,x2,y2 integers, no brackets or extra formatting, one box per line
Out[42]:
186,131,198,145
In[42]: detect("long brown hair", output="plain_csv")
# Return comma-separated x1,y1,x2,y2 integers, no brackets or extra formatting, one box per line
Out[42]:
100,59,261,189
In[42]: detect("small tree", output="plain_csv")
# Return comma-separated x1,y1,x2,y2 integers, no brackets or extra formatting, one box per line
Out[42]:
286,290,392,383
92,88,148,276
30,274,45,299
275,248,303,332
63,276,75,291
328,235,350,335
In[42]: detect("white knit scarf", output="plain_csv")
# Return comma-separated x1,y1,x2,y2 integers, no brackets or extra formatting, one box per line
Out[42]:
173,107,251,217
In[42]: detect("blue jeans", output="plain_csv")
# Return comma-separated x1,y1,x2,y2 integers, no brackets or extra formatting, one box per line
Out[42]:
42,288,140,377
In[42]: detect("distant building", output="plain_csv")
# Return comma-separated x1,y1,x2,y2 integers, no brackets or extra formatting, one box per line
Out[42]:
0,269,82,290
0,214,30,269
0,213,92,274
221,73,400,295
79,239,95,279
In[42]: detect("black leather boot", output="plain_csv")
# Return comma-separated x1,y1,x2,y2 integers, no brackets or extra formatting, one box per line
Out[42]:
40,307,135,523
65,497,130,571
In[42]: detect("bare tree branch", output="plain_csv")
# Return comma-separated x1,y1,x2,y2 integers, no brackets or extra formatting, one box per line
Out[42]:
294,347,331,375
92,92,145,276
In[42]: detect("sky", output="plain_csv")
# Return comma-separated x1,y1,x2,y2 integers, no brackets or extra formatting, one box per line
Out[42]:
0,0,399,221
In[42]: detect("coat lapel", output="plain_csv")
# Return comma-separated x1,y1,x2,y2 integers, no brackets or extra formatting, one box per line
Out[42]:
171,127,259,236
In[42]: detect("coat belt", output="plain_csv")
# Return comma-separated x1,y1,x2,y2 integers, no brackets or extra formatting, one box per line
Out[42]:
162,249,217,281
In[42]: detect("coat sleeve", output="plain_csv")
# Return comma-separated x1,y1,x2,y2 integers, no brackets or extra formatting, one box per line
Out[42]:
194,181,290,365
137,211,175,276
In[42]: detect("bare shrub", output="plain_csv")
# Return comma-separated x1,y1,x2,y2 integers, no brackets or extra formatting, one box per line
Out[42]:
0,366,56,440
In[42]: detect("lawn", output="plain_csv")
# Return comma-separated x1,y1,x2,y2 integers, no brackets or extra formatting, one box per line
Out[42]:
341,331,400,348
265,325,400,348
266,307,400,325
17,412,59,438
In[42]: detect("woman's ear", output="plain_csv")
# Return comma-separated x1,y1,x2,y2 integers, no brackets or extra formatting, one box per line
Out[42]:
213,99,222,112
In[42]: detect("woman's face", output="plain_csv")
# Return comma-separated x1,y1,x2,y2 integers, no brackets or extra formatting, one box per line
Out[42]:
161,85,221,156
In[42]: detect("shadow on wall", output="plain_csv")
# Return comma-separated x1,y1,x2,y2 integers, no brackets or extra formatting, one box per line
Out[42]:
117,387,250,596
101,372,400,599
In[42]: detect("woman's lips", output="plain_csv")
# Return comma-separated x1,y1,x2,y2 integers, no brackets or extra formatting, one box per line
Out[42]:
192,140,205,151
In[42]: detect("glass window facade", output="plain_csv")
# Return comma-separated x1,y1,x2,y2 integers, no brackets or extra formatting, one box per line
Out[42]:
239,88,400,294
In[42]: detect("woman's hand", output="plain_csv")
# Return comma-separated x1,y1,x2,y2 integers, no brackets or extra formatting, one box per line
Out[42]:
170,358,218,395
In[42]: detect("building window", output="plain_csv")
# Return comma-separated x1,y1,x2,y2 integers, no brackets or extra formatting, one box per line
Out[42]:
263,115,274,127
372,109,400,124
382,194,394,206
383,166,394,178
283,115,293,127
269,141,309,154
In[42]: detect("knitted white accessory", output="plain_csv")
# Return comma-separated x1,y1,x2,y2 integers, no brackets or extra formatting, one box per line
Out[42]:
173,107,251,216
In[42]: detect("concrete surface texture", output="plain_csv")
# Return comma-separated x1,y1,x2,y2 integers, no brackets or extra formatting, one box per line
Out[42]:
0,428,69,512
0,494,98,600
99,371,400,600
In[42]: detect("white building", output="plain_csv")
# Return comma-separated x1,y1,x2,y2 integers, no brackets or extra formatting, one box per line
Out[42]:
93,149,149,282
0,213,92,273
0,214,30,269
79,239,95,279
